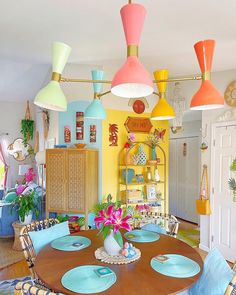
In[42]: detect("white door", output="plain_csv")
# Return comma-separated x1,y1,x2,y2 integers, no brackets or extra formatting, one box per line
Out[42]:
211,122,236,262
169,139,177,216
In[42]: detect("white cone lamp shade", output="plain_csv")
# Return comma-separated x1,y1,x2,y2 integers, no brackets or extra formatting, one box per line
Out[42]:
111,3,153,98
34,42,71,111
85,70,107,119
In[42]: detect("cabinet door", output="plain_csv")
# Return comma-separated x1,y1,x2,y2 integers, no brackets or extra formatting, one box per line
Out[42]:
67,150,85,212
46,150,67,212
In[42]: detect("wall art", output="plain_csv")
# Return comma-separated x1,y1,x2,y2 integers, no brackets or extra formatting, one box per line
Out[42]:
109,124,118,146
90,125,96,143
76,112,84,140
64,125,71,143
124,117,152,133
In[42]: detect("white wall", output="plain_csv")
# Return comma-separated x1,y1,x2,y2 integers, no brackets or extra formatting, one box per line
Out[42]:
0,101,35,187
173,69,236,251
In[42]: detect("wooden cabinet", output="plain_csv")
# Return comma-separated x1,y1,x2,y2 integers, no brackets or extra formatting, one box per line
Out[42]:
46,149,98,228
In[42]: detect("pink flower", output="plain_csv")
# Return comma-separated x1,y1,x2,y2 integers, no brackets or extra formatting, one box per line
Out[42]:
25,168,36,183
94,205,114,229
124,142,130,149
128,133,135,142
16,185,26,195
105,207,132,233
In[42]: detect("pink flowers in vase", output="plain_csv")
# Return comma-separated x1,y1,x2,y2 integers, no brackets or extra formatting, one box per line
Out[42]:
94,205,132,247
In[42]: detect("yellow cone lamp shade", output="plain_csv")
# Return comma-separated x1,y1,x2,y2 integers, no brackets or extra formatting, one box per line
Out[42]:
151,70,175,120
85,70,107,120
111,3,153,98
34,42,71,111
190,40,224,110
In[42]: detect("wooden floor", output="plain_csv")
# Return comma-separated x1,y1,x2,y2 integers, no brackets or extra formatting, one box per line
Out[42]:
0,220,207,281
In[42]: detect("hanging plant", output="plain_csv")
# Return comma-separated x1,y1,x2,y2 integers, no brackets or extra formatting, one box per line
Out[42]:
228,158,236,202
21,101,34,146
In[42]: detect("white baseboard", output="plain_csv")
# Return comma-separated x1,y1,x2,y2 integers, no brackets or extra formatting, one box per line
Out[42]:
199,243,210,252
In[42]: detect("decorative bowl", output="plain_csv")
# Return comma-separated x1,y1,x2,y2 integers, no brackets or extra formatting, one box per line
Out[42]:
75,143,86,149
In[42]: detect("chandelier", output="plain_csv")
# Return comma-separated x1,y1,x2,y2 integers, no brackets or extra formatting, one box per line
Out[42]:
34,0,224,120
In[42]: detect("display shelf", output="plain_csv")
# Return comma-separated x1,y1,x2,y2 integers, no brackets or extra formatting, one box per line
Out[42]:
118,141,167,213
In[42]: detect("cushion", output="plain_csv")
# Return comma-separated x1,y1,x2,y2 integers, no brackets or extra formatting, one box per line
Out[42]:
4,192,17,203
141,223,166,235
189,248,235,295
29,221,70,254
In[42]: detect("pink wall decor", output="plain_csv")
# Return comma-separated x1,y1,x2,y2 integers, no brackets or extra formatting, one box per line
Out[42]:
90,125,96,143
109,124,118,146
76,112,84,140
64,125,71,143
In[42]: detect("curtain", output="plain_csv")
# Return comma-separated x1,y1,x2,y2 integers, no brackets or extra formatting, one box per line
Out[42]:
0,143,9,189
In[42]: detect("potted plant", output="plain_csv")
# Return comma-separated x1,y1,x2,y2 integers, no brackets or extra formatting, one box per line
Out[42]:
94,205,132,256
11,185,39,224
228,158,236,202
21,101,34,146
147,132,159,160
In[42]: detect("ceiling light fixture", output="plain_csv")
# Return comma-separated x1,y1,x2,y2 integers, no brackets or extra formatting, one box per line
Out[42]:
34,0,224,116
85,70,107,120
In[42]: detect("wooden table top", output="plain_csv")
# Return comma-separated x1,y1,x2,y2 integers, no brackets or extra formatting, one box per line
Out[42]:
35,230,203,295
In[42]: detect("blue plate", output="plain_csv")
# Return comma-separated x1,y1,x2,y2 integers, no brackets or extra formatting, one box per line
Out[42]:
61,265,116,294
151,254,201,278
124,229,160,243
51,235,91,251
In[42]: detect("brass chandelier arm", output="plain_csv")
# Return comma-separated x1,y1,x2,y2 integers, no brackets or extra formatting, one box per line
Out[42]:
97,91,111,98
153,92,160,97
60,74,203,84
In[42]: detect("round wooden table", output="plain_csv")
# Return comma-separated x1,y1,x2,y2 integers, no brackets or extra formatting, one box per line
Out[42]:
35,230,203,295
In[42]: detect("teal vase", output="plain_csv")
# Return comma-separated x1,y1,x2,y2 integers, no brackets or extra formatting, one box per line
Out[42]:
122,169,135,183
151,147,157,160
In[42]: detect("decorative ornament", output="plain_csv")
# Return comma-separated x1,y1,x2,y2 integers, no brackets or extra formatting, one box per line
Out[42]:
124,117,152,133
136,144,147,165
154,128,166,142
170,82,186,130
42,109,50,140
224,80,236,107
200,124,208,152
90,125,96,143
183,143,187,156
128,98,149,114
76,112,84,140
109,124,118,146
121,242,136,259
64,126,71,143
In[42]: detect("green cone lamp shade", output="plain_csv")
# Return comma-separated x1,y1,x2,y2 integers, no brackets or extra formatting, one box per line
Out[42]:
85,70,107,119
34,42,71,111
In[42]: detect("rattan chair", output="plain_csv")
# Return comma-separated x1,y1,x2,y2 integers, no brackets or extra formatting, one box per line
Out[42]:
225,263,236,295
140,213,179,237
14,281,60,295
19,218,59,279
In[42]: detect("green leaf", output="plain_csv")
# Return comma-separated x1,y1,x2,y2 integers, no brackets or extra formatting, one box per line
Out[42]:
102,226,111,240
114,231,123,248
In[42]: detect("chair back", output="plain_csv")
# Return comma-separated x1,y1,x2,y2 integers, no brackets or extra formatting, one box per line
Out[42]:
225,262,236,295
19,218,59,279
14,281,59,295
141,213,179,237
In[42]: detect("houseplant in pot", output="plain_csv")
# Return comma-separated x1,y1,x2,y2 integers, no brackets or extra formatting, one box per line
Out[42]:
11,184,39,224
94,205,132,256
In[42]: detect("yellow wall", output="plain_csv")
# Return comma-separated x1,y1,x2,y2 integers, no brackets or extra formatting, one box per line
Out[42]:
102,109,169,211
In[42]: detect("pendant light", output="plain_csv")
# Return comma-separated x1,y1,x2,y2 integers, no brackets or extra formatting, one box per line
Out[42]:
190,40,224,110
151,69,175,120
34,42,71,111
85,70,107,119
111,3,153,98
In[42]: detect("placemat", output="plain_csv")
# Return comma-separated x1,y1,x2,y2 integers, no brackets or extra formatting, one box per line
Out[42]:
51,235,91,251
151,254,200,278
61,265,116,294
124,229,160,243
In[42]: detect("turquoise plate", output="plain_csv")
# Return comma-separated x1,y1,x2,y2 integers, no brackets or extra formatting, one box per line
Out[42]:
151,254,201,278
61,265,117,294
124,229,160,243
51,235,91,251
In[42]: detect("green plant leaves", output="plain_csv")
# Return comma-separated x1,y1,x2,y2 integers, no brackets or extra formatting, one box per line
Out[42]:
114,230,123,248
21,119,34,146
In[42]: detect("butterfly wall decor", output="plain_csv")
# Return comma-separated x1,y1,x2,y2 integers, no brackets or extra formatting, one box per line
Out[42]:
154,128,166,141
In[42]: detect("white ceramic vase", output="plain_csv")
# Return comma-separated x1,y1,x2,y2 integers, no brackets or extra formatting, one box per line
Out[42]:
19,211,33,225
103,230,122,256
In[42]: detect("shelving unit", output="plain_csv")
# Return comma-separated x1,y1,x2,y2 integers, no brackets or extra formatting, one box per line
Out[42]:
118,141,167,213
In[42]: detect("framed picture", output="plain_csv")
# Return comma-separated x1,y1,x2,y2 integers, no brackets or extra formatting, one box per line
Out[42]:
146,185,157,200
136,174,144,183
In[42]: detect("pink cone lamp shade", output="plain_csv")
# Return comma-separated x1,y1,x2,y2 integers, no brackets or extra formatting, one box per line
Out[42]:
190,40,224,110
111,3,153,98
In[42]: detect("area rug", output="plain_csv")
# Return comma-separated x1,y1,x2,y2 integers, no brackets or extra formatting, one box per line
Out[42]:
177,228,200,248
0,238,24,269
0,276,32,295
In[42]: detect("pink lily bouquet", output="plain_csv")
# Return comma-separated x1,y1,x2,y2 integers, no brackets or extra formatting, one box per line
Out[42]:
94,205,132,248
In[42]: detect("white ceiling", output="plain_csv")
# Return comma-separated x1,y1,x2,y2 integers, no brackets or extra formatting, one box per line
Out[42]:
0,0,235,114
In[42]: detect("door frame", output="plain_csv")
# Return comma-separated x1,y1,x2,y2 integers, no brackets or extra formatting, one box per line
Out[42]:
210,120,236,250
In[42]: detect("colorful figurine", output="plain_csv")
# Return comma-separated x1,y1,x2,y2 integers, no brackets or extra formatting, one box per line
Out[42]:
121,242,136,259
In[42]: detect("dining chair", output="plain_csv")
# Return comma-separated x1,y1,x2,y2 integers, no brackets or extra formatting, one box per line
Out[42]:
141,213,179,237
225,267,236,295
19,218,60,279
14,281,60,295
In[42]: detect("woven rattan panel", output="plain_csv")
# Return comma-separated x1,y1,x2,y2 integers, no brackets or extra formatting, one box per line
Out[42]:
47,152,65,210
67,151,85,211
